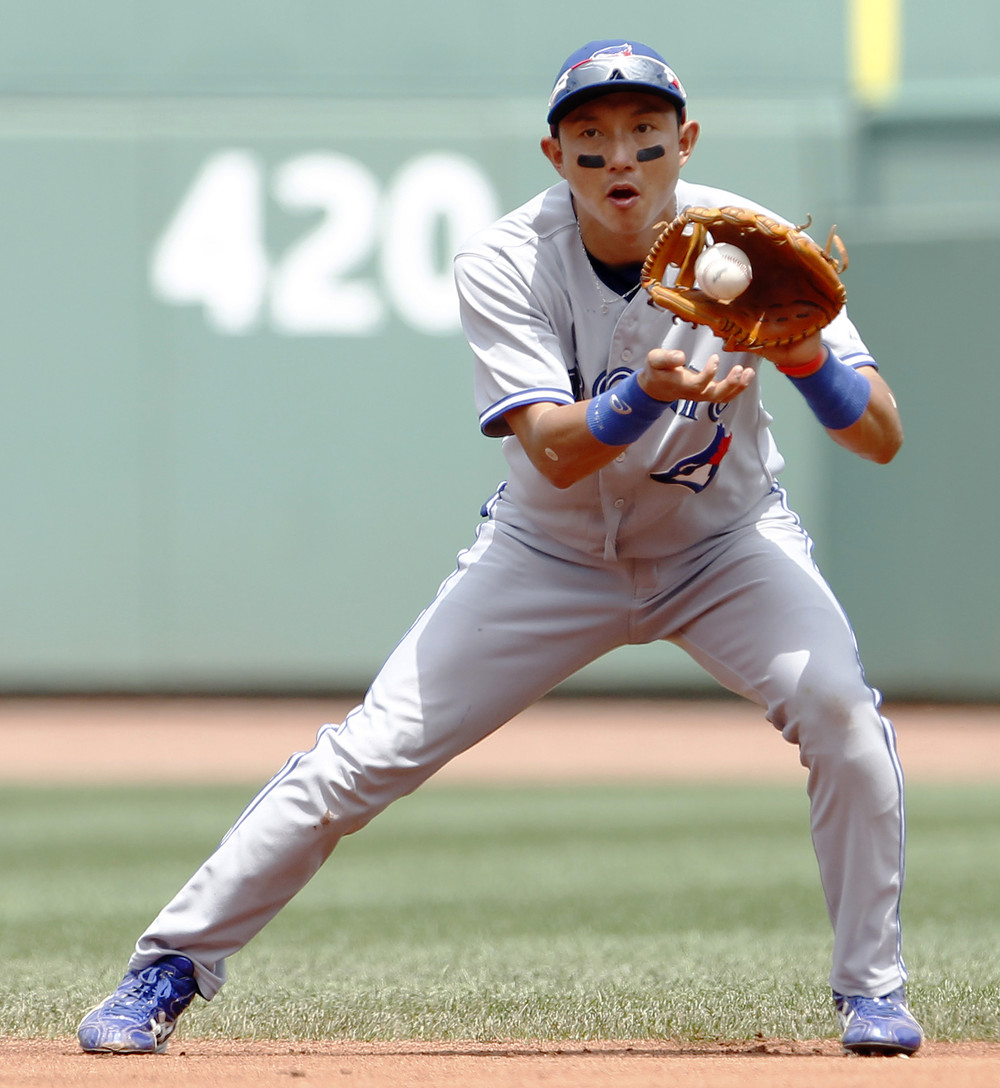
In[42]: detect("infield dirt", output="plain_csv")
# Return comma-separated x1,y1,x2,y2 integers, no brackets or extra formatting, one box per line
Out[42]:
3,695,999,1087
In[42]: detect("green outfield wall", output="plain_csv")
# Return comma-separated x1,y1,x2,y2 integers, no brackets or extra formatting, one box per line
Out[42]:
2,2,998,697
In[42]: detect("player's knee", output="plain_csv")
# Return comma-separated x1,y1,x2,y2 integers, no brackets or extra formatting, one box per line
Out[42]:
774,676,884,753
788,697,895,782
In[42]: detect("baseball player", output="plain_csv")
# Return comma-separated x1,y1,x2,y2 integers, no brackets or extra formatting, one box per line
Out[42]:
77,39,922,1057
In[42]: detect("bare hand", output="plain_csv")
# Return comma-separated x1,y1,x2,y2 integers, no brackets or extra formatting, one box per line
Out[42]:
639,349,754,404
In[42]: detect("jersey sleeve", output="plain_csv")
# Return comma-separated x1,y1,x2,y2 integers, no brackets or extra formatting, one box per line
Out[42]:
454,250,577,438
822,307,878,370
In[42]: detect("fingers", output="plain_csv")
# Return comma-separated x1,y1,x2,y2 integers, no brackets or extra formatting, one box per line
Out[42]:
644,350,753,403
646,348,688,372
709,357,755,399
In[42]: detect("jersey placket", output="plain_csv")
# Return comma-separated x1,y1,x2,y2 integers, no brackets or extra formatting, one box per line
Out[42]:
596,298,659,560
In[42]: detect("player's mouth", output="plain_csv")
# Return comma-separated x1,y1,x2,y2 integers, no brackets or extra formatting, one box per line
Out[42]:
607,184,640,209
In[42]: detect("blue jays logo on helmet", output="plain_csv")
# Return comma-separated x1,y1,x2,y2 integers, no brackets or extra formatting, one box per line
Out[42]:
589,43,640,62
649,424,732,492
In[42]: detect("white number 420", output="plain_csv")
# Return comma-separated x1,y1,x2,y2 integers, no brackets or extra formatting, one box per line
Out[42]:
149,150,499,337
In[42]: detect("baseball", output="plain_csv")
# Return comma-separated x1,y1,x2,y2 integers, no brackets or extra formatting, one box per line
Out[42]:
695,243,753,302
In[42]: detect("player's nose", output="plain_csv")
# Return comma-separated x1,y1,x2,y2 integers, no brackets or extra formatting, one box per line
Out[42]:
605,136,635,169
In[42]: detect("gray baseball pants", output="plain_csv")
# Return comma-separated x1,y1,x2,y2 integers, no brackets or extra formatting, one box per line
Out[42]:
131,490,908,1000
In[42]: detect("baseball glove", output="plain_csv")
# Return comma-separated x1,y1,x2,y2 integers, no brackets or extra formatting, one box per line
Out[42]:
640,205,848,353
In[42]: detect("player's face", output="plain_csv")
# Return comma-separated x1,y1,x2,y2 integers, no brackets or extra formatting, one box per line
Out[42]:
541,91,699,264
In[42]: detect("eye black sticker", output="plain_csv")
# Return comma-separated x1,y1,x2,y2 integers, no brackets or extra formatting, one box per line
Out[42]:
636,145,666,162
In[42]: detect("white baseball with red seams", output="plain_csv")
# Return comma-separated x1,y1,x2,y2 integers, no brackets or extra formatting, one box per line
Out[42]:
695,242,753,302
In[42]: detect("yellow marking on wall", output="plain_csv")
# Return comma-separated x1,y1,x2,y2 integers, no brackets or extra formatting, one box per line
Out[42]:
849,0,902,105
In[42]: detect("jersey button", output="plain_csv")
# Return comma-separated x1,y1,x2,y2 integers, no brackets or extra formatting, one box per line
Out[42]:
615,452,626,462
621,349,633,362
613,498,625,508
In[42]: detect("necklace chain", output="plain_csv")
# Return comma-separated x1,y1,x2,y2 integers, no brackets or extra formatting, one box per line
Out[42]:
578,226,617,313
577,225,643,313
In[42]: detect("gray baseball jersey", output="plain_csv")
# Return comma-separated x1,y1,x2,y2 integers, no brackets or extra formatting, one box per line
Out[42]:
457,177,874,561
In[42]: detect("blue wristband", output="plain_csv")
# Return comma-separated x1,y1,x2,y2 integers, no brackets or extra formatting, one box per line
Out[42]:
787,350,871,430
586,371,670,446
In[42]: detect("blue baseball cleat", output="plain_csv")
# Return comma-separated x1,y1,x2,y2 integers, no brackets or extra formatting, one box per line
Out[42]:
77,955,199,1054
833,987,924,1056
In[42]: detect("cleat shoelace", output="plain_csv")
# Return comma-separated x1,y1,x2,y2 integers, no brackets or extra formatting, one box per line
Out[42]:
846,995,897,1018
101,964,195,1023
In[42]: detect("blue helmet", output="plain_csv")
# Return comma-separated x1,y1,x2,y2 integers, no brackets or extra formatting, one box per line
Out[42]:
547,40,687,130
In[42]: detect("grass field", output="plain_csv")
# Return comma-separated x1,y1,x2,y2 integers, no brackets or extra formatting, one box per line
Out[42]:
3,780,999,1044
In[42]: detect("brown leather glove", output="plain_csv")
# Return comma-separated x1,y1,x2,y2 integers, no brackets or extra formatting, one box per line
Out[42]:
641,205,848,353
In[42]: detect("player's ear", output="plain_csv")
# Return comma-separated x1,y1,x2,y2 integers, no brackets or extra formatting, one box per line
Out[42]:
678,119,699,165
541,134,565,176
